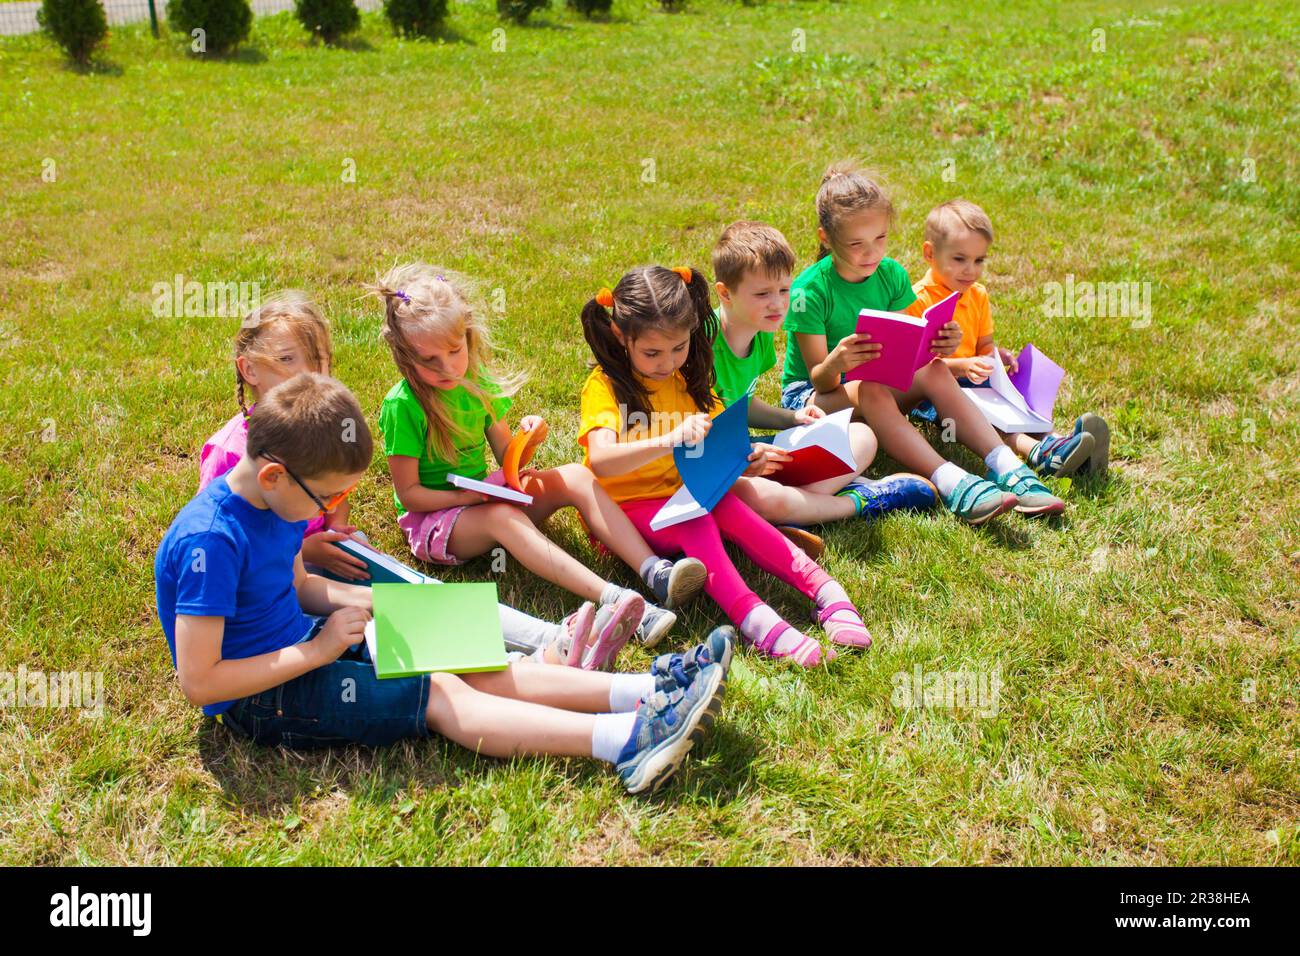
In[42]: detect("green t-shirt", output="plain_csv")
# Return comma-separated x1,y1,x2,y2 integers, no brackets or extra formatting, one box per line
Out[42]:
379,375,513,513
781,256,917,387
711,309,777,407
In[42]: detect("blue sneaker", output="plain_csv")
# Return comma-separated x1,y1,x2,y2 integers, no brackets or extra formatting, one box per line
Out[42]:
1027,430,1094,478
651,626,735,696
616,663,726,795
942,473,1018,525
835,473,938,518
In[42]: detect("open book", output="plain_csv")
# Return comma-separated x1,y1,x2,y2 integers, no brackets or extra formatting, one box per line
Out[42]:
447,419,546,506
961,343,1063,434
325,537,433,585
448,473,534,506
845,290,960,391
364,582,508,678
767,408,857,487
650,394,752,531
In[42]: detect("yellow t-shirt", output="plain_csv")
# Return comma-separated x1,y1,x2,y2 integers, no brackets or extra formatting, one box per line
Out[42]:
578,366,723,504
912,269,992,360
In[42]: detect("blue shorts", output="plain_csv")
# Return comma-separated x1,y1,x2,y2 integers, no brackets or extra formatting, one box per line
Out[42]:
779,379,818,412
218,618,432,750
910,377,977,424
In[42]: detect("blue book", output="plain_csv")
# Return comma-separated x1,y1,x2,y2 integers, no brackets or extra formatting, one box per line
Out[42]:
651,393,752,531
322,538,432,585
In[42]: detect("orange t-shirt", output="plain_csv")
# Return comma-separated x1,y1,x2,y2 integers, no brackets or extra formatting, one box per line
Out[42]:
912,269,993,359
578,366,722,504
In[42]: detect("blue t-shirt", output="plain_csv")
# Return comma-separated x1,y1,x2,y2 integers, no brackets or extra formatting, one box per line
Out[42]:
154,475,313,716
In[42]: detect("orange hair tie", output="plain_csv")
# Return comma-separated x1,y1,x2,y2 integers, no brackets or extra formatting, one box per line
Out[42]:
672,266,693,284
595,288,614,308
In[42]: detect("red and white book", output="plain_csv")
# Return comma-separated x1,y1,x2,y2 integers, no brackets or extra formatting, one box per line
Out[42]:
766,407,858,487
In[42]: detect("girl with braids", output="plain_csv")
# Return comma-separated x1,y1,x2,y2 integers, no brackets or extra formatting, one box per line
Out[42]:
373,263,709,663
198,291,371,582
579,265,874,668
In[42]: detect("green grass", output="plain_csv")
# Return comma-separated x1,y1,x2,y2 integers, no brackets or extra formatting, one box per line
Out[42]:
2,0,1298,865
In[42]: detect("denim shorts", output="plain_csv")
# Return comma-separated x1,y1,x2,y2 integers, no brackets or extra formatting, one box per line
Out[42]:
779,379,818,412
910,377,976,424
217,618,432,750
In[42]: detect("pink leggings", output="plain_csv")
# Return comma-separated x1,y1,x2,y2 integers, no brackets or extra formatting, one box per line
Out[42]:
621,491,832,627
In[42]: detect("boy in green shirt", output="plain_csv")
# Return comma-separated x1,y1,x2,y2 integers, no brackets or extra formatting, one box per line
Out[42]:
711,221,937,543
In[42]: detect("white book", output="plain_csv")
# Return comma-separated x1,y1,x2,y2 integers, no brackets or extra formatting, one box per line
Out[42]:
962,351,1053,434
448,473,534,506
768,407,857,485
650,484,707,532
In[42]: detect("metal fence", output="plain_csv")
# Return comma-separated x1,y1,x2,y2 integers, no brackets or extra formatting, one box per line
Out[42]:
0,0,384,38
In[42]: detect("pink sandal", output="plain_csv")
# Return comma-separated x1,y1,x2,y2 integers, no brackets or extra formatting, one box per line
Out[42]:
557,602,596,667
817,601,872,649
751,621,835,667
582,592,645,671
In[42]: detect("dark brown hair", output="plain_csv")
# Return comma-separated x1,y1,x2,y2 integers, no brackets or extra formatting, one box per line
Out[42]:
580,266,717,422
712,220,797,289
245,372,374,478
815,161,896,260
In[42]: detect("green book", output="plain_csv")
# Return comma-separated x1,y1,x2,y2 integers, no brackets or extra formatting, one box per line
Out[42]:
365,582,508,678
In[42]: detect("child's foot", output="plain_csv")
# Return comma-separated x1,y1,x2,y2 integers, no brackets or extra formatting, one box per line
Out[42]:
836,473,938,518
616,663,726,795
816,601,872,649
751,621,835,667
779,525,826,560
651,626,736,695
989,464,1065,516
1027,430,1094,478
942,474,1018,525
1073,413,1110,476
547,601,595,667
646,557,707,610
583,593,645,671
635,602,677,649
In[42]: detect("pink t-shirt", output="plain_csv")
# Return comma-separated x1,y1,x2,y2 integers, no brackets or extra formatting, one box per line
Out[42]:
198,411,327,538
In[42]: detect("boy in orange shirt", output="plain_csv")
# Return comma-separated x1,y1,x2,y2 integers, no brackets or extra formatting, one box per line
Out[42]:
912,200,1109,477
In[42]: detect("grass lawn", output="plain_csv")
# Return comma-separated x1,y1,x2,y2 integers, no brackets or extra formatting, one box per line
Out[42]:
1,0,1297,866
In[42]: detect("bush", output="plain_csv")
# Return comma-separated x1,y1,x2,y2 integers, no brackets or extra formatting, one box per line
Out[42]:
660,0,686,10
382,0,448,39
167,0,253,55
497,0,549,24
294,0,360,44
37,0,108,65
566,0,611,17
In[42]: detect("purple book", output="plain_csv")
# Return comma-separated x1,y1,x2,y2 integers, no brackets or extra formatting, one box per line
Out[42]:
1007,344,1065,421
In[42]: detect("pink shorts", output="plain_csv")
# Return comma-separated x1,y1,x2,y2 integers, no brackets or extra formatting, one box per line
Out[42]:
397,470,506,566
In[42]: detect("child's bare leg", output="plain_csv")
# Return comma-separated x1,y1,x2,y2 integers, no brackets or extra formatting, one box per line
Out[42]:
1003,430,1039,457
448,504,608,602
523,463,656,570
425,672,596,758
914,361,1004,458
461,660,625,712
732,475,856,525
800,421,878,494
814,380,947,476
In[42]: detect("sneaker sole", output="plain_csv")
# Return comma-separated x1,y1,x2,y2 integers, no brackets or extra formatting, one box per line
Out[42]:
583,594,644,670
1014,498,1066,516
564,602,596,668
779,526,825,560
664,559,708,610
962,493,1019,526
623,667,726,795
1051,431,1095,478
1079,413,1110,477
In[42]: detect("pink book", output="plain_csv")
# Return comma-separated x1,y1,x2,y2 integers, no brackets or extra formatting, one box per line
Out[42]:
844,291,961,391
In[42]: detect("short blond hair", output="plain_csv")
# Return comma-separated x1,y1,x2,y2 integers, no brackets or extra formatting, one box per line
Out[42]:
925,199,994,251
712,221,796,289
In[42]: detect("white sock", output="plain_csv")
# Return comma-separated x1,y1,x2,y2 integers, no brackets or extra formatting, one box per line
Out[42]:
600,582,635,606
591,711,639,764
739,603,807,655
984,444,1021,476
929,462,966,498
814,579,850,612
609,673,655,713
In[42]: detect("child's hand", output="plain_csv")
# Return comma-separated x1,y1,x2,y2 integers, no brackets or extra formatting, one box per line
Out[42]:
997,346,1019,373
313,606,370,663
831,333,880,374
792,405,825,426
964,356,995,385
302,530,371,581
744,443,791,477
672,414,713,448
930,321,963,357
519,415,544,433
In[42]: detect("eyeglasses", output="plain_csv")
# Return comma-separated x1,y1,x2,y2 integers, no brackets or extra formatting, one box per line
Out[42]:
262,453,356,515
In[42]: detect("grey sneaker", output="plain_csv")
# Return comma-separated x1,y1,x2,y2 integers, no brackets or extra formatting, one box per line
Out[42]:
647,557,707,610
615,662,726,795
636,602,677,649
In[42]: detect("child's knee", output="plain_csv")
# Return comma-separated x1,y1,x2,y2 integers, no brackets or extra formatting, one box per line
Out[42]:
848,421,877,465
425,672,471,730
